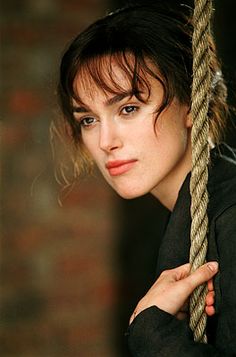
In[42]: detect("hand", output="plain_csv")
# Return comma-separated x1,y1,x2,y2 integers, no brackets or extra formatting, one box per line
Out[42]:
205,278,216,316
176,278,216,320
129,261,218,325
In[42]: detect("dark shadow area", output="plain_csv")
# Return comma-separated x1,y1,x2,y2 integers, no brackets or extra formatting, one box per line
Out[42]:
114,196,169,356
214,0,236,146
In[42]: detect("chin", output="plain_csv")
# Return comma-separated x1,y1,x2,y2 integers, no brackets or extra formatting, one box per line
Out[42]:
114,186,148,200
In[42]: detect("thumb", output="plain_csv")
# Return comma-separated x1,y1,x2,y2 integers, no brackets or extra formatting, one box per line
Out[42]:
184,261,219,293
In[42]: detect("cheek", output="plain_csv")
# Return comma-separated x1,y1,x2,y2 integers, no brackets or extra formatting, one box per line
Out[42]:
159,114,188,144
81,133,97,158
81,136,106,174
153,123,189,166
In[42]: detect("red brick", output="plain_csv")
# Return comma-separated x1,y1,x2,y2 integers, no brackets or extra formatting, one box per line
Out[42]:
7,90,44,117
2,123,30,149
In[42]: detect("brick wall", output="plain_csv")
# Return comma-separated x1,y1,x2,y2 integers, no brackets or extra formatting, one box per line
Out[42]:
1,1,123,356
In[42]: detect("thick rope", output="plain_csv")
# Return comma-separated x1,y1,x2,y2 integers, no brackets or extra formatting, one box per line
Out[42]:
189,0,213,343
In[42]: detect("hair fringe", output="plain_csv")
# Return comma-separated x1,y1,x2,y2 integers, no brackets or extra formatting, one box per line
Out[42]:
49,118,94,204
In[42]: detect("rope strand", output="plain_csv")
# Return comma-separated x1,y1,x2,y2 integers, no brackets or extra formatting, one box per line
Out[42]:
189,0,213,342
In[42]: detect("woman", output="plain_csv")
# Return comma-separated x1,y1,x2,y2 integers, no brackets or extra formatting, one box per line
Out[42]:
57,3,236,355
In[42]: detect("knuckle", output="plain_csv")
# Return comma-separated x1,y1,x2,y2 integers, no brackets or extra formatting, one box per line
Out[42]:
160,269,170,278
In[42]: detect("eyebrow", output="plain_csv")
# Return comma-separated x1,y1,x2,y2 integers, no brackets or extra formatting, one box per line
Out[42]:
72,91,138,114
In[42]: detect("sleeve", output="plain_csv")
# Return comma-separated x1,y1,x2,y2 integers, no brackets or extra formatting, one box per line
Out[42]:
213,204,236,353
126,307,220,356
126,205,236,357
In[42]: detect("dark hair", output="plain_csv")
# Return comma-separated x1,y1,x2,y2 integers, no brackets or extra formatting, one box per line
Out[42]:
58,3,228,154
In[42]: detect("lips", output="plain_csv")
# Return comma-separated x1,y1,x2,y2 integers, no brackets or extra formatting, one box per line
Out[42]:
105,159,137,176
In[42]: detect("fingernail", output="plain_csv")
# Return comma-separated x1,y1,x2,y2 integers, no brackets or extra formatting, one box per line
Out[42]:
207,261,218,272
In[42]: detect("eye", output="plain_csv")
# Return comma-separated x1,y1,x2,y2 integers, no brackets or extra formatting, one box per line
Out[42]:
80,117,97,128
121,105,139,115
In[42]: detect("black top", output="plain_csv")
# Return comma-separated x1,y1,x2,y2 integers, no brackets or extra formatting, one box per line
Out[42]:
127,143,236,356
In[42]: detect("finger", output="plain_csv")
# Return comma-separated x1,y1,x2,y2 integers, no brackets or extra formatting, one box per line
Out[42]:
207,278,214,292
206,305,215,316
129,310,138,325
171,263,191,281
206,290,215,306
184,261,218,293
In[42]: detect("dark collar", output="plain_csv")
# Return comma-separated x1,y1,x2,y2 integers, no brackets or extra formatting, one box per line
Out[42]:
156,143,236,277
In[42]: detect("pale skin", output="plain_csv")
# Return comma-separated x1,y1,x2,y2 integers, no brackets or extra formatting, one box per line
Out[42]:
72,56,217,324
129,263,218,325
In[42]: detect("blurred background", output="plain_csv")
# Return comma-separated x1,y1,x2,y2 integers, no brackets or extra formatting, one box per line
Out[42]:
1,0,236,356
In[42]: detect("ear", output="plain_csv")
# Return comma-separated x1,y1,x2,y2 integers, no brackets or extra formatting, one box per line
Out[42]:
185,111,193,129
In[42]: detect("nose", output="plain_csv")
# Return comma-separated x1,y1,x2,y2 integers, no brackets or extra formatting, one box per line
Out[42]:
99,120,122,153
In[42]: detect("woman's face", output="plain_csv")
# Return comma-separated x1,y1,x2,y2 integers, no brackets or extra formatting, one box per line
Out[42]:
73,60,192,209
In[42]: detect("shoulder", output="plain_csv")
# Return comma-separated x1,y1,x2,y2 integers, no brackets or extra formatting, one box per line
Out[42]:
208,143,236,220
216,204,236,227
215,204,236,248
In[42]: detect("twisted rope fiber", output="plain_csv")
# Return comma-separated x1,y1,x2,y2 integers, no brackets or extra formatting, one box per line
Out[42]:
189,0,213,343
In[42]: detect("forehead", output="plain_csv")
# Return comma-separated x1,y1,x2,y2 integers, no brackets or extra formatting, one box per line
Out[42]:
72,53,159,106
74,58,130,102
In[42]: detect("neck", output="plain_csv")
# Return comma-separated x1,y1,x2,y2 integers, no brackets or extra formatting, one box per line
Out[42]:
151,140,192,211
